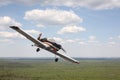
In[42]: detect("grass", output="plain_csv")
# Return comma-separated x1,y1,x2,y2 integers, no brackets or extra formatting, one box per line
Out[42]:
0,58,120,80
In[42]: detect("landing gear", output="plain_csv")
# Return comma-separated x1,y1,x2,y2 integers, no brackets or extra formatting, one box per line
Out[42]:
36,48,40,52
55,58,59,62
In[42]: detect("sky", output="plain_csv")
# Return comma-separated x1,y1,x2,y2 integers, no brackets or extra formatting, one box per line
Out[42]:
0,0,120,58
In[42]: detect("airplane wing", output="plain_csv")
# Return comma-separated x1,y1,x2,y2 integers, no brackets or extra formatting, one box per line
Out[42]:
56,52,79,64
10,26,80,64
47,49,80,64
10,26,46,49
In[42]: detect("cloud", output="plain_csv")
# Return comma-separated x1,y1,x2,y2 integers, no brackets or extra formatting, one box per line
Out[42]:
0,0,41,6
53,37,63,43
109,37,114,40
24,9,82,27
24,9,85,35
118,35,120,39
0,0,11,6
36,24,45,28
41,0,120,10
0,39,14,44
108,41,117,47
58,25,86,34
25,29,40,35
104,35,120,47
66,39,75,43
0,30,40,38
79,41,86,45
52,37,86,45
108,35,120,41
1,0,120,10
88,36,99,43
0,16,22,30
0,31,18,38
53,37,78,43
52,37,77,43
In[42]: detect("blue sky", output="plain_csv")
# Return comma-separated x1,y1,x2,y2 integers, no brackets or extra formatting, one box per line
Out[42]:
0,0,120,58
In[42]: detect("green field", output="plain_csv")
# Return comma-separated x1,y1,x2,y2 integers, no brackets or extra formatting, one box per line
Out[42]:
0,58,120,80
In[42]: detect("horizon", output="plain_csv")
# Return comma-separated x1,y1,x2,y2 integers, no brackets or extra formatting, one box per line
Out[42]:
1,56,120,59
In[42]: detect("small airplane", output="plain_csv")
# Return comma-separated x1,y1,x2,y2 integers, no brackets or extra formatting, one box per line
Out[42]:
10,26,80,64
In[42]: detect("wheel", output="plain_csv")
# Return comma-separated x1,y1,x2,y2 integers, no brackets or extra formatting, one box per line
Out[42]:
36,48,40,52
55,58,59,62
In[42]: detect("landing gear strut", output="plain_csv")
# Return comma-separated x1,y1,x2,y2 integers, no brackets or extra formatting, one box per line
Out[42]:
36,48,40,52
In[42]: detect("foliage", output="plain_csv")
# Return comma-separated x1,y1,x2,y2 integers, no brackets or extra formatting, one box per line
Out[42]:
0,58,120,80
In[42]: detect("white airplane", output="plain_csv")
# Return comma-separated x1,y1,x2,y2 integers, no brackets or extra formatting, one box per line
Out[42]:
10,26,80,64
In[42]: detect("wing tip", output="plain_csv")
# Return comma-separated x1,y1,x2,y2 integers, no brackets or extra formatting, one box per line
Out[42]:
10,26,20,30
75,61,80,64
